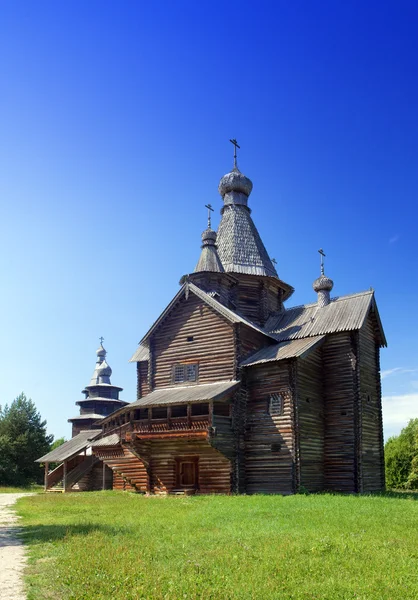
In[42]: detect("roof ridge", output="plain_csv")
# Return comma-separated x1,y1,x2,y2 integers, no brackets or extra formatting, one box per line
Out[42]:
283,289,374,312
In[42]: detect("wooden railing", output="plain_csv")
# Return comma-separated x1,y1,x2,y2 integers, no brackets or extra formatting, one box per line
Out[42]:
132,415,210,434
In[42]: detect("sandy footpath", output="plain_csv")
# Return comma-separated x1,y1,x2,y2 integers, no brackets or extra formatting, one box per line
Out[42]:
0,493,33,600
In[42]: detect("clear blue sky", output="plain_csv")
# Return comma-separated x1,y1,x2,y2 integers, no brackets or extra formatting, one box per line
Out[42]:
1,1,417,441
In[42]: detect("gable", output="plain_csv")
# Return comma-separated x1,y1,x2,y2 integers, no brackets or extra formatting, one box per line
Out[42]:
151,292,236,389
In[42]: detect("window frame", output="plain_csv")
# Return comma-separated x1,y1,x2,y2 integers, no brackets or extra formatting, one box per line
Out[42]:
172,362,199,385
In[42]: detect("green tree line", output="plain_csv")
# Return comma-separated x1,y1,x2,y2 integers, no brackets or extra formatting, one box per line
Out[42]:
0,393,53,485
385,418,418,489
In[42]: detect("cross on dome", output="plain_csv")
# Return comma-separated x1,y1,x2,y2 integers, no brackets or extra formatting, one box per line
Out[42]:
229,138,240,169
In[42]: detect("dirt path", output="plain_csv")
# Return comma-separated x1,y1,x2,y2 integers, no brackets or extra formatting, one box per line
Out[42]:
0,494,33,600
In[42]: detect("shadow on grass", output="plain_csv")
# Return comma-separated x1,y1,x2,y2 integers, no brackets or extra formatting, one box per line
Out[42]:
20,523,127,546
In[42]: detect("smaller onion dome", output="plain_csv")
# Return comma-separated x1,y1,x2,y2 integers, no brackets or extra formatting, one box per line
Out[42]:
97,360,112,378
218,167,253,200
313,274,334,293
201,227,217,245
194,227,224,273
96,344,106,358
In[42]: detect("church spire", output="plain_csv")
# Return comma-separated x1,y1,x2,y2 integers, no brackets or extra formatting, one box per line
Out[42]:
216,142,278,278
313,249,334,307
194,204,224,274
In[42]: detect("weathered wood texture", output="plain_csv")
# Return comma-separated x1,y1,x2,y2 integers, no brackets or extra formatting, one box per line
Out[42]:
245,362,295,494
322,333,357,492
238,324,271,364
296,347,325,492
71,421,101,437
131,438,231,494
137,361,149,399
151,294,235,390
93,446,148,492
76,462,113,491
357,315,385,491
233,275,282,326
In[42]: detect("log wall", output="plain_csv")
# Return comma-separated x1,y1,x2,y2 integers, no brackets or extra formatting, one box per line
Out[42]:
322,333,357,492
245,361,295,494
132,438,231,494
77,463,113,491
137,361,149,400
296,348,325,492
151,294,235,389
357,315,385,491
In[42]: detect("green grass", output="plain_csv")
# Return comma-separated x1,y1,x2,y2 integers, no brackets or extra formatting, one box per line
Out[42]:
0,484,42,493
16,491,418,600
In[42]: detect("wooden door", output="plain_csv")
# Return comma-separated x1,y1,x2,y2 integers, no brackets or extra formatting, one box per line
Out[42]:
175,457,199,489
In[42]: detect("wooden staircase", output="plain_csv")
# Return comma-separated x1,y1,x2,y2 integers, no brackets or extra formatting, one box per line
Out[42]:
46,455,100,492
93,446,148,492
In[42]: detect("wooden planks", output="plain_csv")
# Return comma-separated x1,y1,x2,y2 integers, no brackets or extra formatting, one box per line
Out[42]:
151,294,235,390
296,347,325,492
357,314,385,491
244,361,295,494
322,333,357,492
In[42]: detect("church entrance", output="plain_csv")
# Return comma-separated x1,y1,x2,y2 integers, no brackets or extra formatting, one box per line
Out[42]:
175,456,199,491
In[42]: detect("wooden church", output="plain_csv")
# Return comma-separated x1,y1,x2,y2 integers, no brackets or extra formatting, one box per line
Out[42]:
38,146,386,494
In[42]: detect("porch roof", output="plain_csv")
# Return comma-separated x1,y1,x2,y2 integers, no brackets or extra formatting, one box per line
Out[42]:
36,430,100,463
128,380,239,408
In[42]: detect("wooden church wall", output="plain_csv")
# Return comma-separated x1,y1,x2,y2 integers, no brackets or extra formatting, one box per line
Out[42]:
147,439,231,495
151,294,235,390
322,333,357,492
296,347,325,492
238,324,271,364
357,315,385,491
136,361,149,399
245,361,295,494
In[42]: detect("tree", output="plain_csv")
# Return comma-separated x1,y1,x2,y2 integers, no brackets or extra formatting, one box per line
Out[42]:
0,393,53,486
385,418,418,489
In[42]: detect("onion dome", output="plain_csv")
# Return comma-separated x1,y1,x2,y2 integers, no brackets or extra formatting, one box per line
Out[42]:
195,227,224,273
97,360,112,378
313,274,334,293
96,344,106,359
313,254,334,307
218,166,253,203
97,359,112,384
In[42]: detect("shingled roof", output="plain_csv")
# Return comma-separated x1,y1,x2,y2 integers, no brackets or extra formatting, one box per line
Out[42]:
264,290,386,346
216,204,278,277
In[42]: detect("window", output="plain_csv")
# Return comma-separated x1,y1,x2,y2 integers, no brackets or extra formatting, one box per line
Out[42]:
173,363,198,384
268,393,284,416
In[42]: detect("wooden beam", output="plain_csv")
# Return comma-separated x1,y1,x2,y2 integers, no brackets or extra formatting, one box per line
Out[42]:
44,462,49,492
63,460,67,493
102,461,106,490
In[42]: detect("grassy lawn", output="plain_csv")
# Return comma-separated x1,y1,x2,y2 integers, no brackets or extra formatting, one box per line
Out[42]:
0,484,43,493
16,491,418,600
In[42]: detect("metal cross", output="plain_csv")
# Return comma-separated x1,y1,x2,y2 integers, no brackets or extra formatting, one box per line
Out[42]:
205,203,214,228
271,258,277,265
318,248,326,275
229,138,240,168
99,336,104,345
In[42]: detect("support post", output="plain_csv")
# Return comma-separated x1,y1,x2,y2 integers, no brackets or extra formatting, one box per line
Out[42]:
63,460,67,493
44,462,49,492
102,461,106,491
209,401,214,427
167,406,172,430
187,404,192,429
